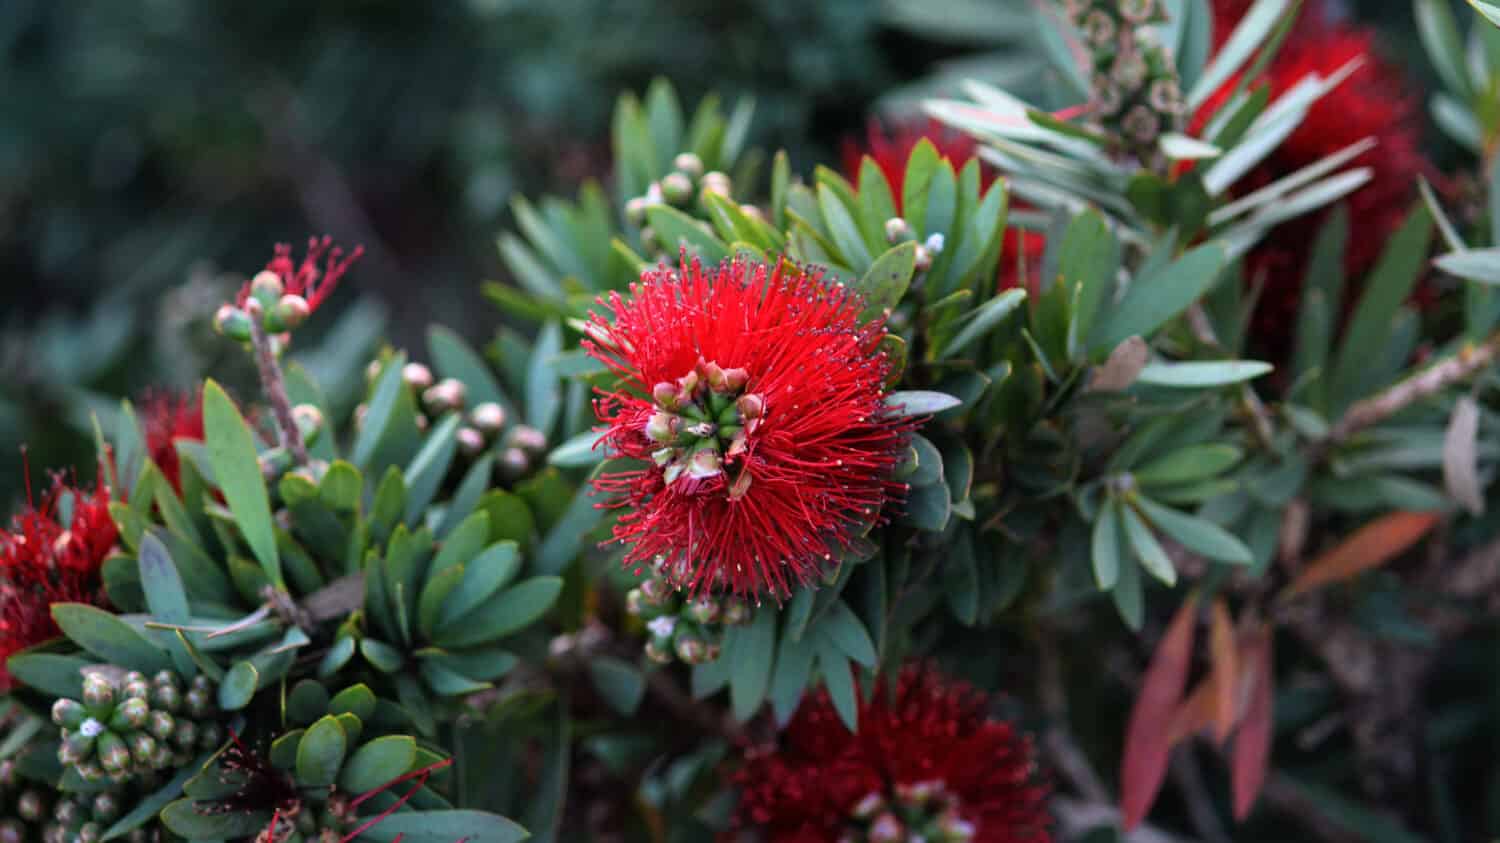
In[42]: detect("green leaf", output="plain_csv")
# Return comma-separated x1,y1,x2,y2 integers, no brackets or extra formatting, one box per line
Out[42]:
940,289,1026,359
548,430,608,468
907,434,945,488
404,412,462,523
101,762,198,840
438,542,522,629
769,631,816,726
817,600,877,667
329,683,378,723
1134,445,1243,487
1135,360,1273,387
429,325,514,419
854,242,917,317
160,801,271,839
1433,248,1500,284
943,528,980,625
418,564,469,641
1186,0,1291,109
296,715,348,788
137,533,193,675
728,608,777,721
361,638,405,673
1469,0,1500,29
904,482,952,532
51,603,170,674
202,380,280,586
526,322,564,438
588,657,646,716
534,485,604,575
5,653,89,699
218,661,259,711
1091,499,1123,590
339,735,417,794
885,391,962,416
434,577,563,648
1120,504,1178,586
818,183,873,272
816,638,858,733
360,811,531,843
1133,497,1253,564
1092,244,1228,353
645,204,729,264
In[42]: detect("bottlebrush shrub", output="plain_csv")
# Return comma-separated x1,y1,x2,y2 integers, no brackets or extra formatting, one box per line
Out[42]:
4,5,1500,843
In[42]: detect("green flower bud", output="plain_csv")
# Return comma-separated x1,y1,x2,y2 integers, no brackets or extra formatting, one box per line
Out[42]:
884,217,911,243
686,443,722,479
172,719,197,749
661,172,694,206
292,404,324,446
213,305,253,341
17,790,47,821
128,732,159,766
652,381,681,410
149,745,173,770
457,427,487,458
96,732,131,774
645,411,681,443
674,634,708,664
684,596,720,625
640,577,674,605
77,823,102,843
249,269,285,303
423,378,468,414
197,721,223,750
735,393,764,421
150,682,181,714
81,674,115,709
624,588,647,617
59,726,98,764
740,203,765,222
402,362,435,391
52,698,87,729
108,697,149,731
147,711,175,742
721,598,752,626
91,792,121,822
625,196,649,227
122,674,150,700
75,762,106,783
275,294,311,330
644,638,674,664
672,152,704,180
914,244,933,272
185,687,213,719
701,171,732,198
259,447,293,482
53,797,82,826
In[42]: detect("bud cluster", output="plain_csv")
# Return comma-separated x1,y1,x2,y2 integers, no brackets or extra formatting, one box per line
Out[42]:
841,780,976,843
54,671,220,785
625,564,752,665
624,151,761,257
645,359,760,498
1,758,162,843
1061,0,1183,164
357,361,547,480
883,218,946,273
214,270,314,343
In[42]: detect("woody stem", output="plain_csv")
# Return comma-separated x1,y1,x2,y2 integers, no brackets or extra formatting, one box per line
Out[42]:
248,315,309,467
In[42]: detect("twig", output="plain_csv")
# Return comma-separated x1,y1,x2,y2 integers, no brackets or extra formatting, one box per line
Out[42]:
1170,750,1231,843
1321,332,1500,448
246,304,309,466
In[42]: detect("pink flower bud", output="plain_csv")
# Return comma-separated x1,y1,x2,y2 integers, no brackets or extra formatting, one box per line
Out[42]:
402,362,435,391
275,294,311,329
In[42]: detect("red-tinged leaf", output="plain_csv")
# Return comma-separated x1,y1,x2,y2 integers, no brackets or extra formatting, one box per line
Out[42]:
1167,677,1216,745
1209,599,1237,745
1232,627,1274,821
1282,511,1440,599
1120,593,1199,830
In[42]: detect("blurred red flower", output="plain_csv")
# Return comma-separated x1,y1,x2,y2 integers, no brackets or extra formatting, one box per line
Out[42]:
0,472,117,690
583,255,908,599
142,389,205,494
734,665,1052,842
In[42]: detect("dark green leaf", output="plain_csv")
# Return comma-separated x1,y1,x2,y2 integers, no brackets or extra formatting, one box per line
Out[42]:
296,715,348,788
218,661,259,711
51,603,170,674
588,657,646,716
202,380,280,586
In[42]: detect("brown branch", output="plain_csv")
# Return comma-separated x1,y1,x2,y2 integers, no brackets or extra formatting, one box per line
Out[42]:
246,304,309,466
1322,333,1500,447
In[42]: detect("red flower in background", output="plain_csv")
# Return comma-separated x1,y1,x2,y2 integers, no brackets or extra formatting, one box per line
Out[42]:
734,666,1051,842
237,235,364,315
0,472,118,690
142,389,205,493
1199,0,1427,337
583,255,909,599
843,119,1047,293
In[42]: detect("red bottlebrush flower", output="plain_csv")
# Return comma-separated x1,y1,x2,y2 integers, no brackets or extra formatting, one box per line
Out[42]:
237,235,364,314
582,255,909,599
0,473,117,690
733,665,1052,842
1197,0,1427,340
141,389,205,494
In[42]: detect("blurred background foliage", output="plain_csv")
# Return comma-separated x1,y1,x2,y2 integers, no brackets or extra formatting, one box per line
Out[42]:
0,0,1435,507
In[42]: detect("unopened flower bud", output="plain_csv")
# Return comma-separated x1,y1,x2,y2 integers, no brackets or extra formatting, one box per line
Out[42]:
402,362,434,391
127,732,157,765
625,196,650,227
82,674,115,708
16,791,45,822
92,792,121,822
640,226,659,252
52,699,86,729
147,711,175,742
197,722,223,749
735,393,764,420
914,245,933,272
75,762,105,783
292,404,324,445
647,615,678,642
213,305,252,341
54,798,81,826
499,447,529,478
59,730,95,764
625,587,648,617
77,823,101,843
644,638,673,664
509,424,547,454
249,270,285,301
109,698,149,731
470,402,506,435
645,411,680,443
122,672,149,699
185,688,212,719
884,217,911,243
423,377,467,413
661,172,694,206
721,598,751,626
851,792,885,821
258,448,292,482
674,633,708,664
172,719,197,749
640,577,674,605
652,381,680,409
924,232,945,255
687,444,722,479
701,171,732,198
868,813,905,843
275,294,311,329
673,152,705,180
684,596,720,625
457,427,487,458
96,732,130,773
